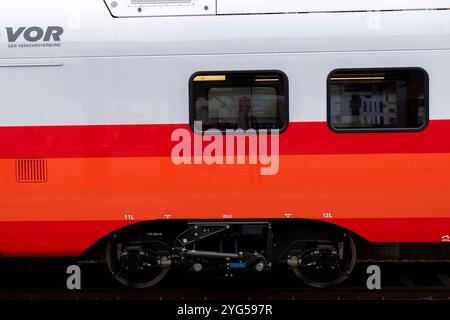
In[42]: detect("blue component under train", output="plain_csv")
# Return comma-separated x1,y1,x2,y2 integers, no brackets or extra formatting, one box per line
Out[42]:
229,262,246,269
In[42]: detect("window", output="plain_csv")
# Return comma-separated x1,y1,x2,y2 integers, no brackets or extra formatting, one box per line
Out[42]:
328,68,428,132
190,71,288,132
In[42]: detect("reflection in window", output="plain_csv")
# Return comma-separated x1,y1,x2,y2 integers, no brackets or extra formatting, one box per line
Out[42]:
191,72,288,132
329,69,427,131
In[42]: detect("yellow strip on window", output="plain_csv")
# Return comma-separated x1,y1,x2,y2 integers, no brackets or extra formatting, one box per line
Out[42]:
193,75,226,82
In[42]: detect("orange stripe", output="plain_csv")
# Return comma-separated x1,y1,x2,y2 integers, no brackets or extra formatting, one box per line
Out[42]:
0,154,449,221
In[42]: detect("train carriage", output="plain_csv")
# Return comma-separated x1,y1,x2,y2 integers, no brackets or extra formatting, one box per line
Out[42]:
1,0,450,287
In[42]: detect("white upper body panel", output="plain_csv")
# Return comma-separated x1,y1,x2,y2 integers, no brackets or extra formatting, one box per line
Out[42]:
1,0,450,59
1,0,450,126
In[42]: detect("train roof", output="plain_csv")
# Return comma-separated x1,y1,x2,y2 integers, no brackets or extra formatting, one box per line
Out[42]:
107,0,450,18
218,0,450,14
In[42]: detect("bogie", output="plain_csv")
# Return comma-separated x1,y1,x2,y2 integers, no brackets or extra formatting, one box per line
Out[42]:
104,220,358,288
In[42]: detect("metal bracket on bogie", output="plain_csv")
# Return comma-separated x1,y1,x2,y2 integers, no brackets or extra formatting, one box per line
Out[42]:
172,220,271,274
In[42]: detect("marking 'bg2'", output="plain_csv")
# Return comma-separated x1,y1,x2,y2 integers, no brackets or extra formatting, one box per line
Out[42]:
5,26,63,42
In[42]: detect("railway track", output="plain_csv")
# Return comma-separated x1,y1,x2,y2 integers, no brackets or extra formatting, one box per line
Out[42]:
0,287,449,301
0,259,449,300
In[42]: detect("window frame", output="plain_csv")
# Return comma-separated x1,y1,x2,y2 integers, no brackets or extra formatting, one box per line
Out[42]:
326,67,429,133
189,70,290,134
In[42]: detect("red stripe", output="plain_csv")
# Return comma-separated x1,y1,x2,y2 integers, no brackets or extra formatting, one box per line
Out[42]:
0,219,448,257
0,221,132,257
0,120,449,159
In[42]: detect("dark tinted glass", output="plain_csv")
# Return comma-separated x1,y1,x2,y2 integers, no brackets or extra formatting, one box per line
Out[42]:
191,72,288,132
329,69,427,131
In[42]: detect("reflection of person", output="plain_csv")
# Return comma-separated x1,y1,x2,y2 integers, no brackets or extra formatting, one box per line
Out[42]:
406,72,424,127
349,94,362,127
238,96,251,129
196,97,210,128
198,105,209,124
350,94,361,116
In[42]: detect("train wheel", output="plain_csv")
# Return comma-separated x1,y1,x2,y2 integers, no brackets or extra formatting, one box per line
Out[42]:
291,232,357,288
106,237,172,289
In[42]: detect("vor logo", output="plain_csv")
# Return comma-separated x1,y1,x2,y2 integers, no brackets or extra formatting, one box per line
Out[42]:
5,26,64,42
